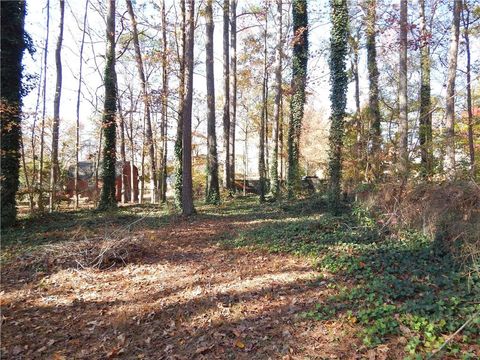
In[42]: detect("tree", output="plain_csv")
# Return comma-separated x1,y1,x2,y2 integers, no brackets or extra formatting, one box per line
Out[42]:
1,1,27,226
98,0,118,210
397,0,408,180
205,0,220,204
365,0,381,178
160,0,169,202
223,0,231,191
181,0,195,215
174,0,186,208
49,0,65,212
462,0,476,176
229,0,238,191
269,0,283,199
327,0,349,207
75,0,89,208
259,9,269,203
126,0,157,204
418,0,433,178
287,0,308,198
444,0,461,179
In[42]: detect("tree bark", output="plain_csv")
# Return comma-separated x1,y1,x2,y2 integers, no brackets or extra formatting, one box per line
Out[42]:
397,0,409,180
98,0,118,210
205,0,220,204
49,0,65,212
126,0,157,203
160,0,169,202
181,0,195,216
117,94,127,203
223,0,231,190
444,0,461,179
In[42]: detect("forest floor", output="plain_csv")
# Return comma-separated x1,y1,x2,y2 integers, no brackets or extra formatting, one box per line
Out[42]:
1,197,479,359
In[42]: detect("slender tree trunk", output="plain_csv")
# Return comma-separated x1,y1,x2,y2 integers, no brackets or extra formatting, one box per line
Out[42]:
49,0,65,212
444,0,461,179
269,0,282,199
205,0,220,204
279,95,284,182
98,0,118,210
419,0,433,178
229,0,237,191
117,95,127,203
174,0,186,208
366,0,381,176
259,14,269,203
160,0,169,202
38,0,50,212
94,125,102,207
128,97,136,203
75,0,89,209
350,31,362,181
327,0,349,208
20,134,34,212
462,2,475,176
243,122,248,196
140,115,145,204
181,0,195,216
287,0,308,198
223,0,231,190
397,0,409,180
126,0,157,203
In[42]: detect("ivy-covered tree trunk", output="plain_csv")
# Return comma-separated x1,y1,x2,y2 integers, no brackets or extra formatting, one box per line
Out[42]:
287,0,308,198
49,0,65,212
365,0,381,179
174,0,186,208
419,0,433,178
205,0,220,204
327,0,349,208
181,0,195,216
269,0,282,200
223,0,231,191
229,0,237,192
98,0,118,210
444,0,461,179
397,0,409,180
0,1,27,227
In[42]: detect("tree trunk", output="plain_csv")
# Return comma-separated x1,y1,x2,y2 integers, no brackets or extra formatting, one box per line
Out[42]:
98,0,118,210
287,0,308,198
223,0,231,191
419,0,433,178
174,0,186,208
462,1,475,176
259,13,269,203
126,0,157,203
444,0,461,179
205,0,220,204
181,0,195,216
75,0,89,209
38,0,50,212
49,0,65,212
160,0,169,202
269,0,282,199
397,0,409,180
327,0,348,208
117,95,127,203
229,0,237,191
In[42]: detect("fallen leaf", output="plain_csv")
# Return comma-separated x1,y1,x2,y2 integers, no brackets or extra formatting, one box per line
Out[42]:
234,339,245,349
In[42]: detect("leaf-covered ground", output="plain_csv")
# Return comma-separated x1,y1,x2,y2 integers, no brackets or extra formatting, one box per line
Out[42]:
1,197,479,359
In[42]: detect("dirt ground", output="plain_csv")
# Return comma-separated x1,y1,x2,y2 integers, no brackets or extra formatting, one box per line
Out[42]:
0,207,385,360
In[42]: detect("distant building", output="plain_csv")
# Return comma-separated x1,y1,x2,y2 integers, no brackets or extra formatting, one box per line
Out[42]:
66,161,138,202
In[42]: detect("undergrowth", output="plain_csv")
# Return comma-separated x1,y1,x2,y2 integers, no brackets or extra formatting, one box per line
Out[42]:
225,196,480,358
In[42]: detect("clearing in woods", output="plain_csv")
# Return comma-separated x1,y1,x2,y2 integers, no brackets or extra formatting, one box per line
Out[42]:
1,197,479,359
